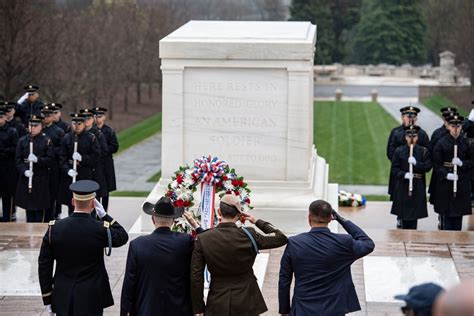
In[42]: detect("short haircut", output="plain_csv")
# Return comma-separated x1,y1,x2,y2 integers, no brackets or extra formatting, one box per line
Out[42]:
219,202,239,219
74,199,93,209
309,200,332,222
153,216,174,227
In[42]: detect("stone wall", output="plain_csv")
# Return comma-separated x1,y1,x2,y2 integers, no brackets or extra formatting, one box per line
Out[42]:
419,85,472,111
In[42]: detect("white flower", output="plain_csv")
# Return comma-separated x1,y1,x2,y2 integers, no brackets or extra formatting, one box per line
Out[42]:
184,177,194,186
224,180,234,191
170,180,178,189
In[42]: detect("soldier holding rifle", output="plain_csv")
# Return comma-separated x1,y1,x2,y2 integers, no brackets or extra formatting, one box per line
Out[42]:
433,115,474,231
59,113,100,215
390,125,432,229
15,115,55,222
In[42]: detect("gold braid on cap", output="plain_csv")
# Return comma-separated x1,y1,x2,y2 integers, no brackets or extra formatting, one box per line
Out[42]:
73,192,96,201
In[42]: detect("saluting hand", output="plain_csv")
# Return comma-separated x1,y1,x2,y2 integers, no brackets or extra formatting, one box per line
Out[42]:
183,211,200,229
240,212,257,224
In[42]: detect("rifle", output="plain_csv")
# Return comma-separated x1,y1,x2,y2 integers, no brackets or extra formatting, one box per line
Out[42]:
453,144,458,197
28,136,33,193
408,143,414,196
72,134,78,183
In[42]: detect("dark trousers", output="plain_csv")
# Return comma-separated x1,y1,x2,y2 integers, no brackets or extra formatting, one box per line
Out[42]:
54,200,62,218
100,195,109,211
1,196,14,222
441,215,463,231
401,219,418,230
26,210,46,223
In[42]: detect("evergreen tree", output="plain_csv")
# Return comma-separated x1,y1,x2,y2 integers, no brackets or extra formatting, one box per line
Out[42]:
349,0,427,65
289,0,361,64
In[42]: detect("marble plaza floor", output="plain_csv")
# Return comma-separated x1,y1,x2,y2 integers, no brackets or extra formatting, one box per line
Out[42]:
1,198,474,315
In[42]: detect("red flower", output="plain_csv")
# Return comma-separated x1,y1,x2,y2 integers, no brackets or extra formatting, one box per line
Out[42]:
231,179,240,187
183,200,191,207
234,191,240,196
176,174,184,184
174,200,184,207
245,198,250,204
166,191,173,197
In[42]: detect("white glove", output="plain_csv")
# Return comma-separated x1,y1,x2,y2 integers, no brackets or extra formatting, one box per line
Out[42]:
17,92,28,104
24,170,33,178
28,153,38,163
469,109,474,122
46,304,52,313
67,169,78,178
404,172,413,180
447,173,458,181
452,157,463,167
408,156,417,165
94,199,106,218
72,152,82,161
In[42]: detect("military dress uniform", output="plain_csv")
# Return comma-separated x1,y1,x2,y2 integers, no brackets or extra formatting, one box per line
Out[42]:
16,85,44,125
191,195,288,316
15,115,55,222
1,101,27,138
428,108,457,205
38,180,129,316
433,115,474,230
51,103,72,134
94,107,119,210
386,107,430,199
42,105,65,219
80,109,108,199
58,116,100,213
390,126,432,229
0,109,19,222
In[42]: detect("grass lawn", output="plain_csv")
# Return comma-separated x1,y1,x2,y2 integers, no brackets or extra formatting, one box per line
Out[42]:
147,170,161,183
116,113,162,154
421,95,467,117
314,101,397,184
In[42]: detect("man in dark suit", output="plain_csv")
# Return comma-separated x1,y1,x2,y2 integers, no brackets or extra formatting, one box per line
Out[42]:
191,194,288,316
38,180,129,316
278,200,375,316
120,197,203,316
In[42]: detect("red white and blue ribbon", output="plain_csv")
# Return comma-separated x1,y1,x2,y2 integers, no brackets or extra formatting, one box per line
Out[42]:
193,155,227,185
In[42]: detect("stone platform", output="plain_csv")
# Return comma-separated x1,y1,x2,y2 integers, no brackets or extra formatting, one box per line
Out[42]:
1,199,474,315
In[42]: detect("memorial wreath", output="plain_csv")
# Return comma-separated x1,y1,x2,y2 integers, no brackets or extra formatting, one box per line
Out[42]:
165,155,253,233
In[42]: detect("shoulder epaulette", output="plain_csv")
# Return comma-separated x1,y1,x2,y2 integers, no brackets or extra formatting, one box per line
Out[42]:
103,221,110,228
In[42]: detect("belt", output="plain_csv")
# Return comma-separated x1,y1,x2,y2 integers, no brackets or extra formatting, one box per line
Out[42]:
443,162,454,168
413,173,422,179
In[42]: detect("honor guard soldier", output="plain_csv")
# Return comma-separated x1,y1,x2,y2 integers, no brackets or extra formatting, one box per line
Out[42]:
390,125,432,229
433,115,474,230
16,85,44,125
93,107,118,211
0,109,19,222
15,115,55,222
59,113,100,215
38,180,128,316
80,108,108,205
428,107,458,207
2,101,27,137
41,105,65,219
51,103,71,134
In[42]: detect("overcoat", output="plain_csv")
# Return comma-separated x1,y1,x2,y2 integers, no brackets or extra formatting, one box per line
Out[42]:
390,144,432,220
433,134,474,216
15,133,54,210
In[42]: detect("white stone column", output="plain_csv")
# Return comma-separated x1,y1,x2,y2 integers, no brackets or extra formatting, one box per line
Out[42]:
160,66,184,179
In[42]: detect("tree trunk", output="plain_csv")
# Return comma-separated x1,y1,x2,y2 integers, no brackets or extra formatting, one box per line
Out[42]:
136,81,141,104
148,82,153,99
108,94,114,120
124,86,129,113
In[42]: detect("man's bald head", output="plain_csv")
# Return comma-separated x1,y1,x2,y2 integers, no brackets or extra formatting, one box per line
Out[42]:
434,280,474,316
